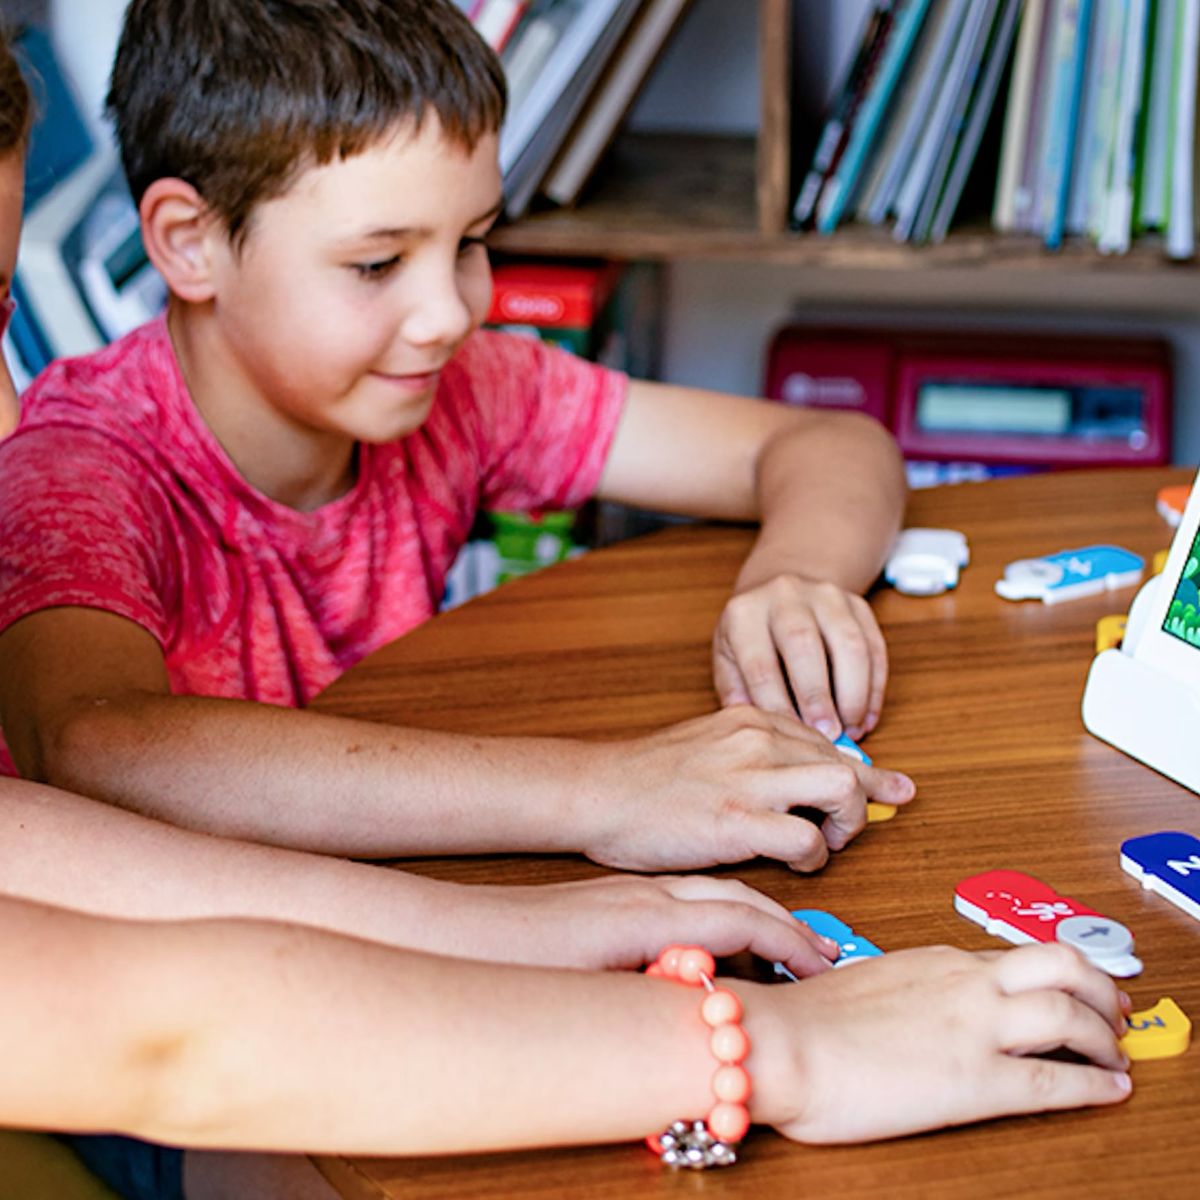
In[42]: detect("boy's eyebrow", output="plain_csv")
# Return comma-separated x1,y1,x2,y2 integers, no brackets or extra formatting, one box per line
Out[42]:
352,198,505,243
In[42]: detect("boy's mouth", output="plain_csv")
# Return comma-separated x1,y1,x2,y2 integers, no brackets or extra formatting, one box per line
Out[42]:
370,368,442,391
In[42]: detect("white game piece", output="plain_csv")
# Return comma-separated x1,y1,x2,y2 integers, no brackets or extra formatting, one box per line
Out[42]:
884,527,970,596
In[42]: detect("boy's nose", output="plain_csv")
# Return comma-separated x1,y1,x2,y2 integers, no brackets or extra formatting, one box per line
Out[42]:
403,270,474,349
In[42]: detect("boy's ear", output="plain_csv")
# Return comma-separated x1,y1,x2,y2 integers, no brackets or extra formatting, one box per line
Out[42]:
139,178,223,303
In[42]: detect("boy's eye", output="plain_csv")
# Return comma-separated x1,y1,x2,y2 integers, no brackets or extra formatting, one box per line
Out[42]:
351,256,401,280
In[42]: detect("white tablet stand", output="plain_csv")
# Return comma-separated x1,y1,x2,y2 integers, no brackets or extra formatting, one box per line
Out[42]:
1083,576,1200,795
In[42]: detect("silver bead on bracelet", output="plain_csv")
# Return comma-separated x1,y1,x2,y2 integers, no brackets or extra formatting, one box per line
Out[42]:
653,1119,739,1169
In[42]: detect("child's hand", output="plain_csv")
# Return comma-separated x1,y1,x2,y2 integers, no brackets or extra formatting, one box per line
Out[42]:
712,574,888,741
747,943,1132,1144
582,705,914,872
450,874,839,978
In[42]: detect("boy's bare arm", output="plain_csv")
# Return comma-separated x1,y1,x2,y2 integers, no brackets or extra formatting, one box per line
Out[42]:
598,383,907,738
0,606,911,867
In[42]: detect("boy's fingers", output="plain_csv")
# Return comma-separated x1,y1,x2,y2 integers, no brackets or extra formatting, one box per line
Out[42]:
844,598,888,736
739,809,831,872
717,622,797,717
773,623,840,737
712,652,753,707
801,608,871,734
859,763,917,804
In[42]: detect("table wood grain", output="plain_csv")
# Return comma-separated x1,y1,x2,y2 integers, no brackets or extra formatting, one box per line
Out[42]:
311,466,1199,1200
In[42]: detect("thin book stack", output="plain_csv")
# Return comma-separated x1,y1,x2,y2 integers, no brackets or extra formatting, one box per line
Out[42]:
794,0,1200,258
995,0,1199,257
466,0,695,219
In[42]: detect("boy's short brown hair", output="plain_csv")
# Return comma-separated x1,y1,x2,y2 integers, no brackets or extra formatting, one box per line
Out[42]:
0,23,31,156
107,0,507,245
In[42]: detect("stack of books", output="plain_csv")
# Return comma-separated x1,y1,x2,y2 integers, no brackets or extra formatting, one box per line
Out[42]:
794,0,1199,258
463,0,695,219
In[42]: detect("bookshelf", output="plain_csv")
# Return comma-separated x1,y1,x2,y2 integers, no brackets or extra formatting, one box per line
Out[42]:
490,0,1200,318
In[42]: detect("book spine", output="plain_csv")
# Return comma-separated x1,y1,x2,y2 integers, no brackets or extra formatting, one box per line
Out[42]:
893,0,993,241
861,0,965,226
792,3,896,228
1136,0,1179,229
994,0,1048,231
816,0,935,235
904,0,1000,243
1044,0,1093,248
1166,0,1199,257
1098,0,1150,253
1064,0,1109,233
932,0,1025,242
1084,0,1128,240
1012,0,1062,234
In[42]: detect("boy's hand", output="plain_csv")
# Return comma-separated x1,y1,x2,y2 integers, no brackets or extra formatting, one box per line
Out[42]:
449,875,839,979
581,706,914,873
746,943,1132,1144
712,574,888,741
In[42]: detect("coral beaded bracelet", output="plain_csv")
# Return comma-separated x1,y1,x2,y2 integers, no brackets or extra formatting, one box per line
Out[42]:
645,945,752,1169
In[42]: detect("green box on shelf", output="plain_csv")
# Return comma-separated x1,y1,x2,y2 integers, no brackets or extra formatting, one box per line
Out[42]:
489,510,578,583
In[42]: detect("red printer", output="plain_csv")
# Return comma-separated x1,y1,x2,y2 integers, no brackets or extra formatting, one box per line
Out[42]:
763,326,1171,468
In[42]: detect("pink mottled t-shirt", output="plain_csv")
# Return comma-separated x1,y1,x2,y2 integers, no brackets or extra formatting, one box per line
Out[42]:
0,317,627,774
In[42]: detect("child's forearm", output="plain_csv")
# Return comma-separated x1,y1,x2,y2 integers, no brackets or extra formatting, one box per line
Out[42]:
734,412,902,600
36,690,915,872
41,690,593,857
0,776,839,980
737,411,907,595
0,775,482,945
3,901,721,1154
4,902,1130,1156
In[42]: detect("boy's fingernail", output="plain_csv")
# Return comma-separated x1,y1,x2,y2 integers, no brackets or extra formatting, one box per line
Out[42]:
1113,1072,1132,1093
816,719,839,739
1119,991,1133,1012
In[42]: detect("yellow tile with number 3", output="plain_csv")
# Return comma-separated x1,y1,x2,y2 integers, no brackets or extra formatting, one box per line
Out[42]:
1120,997,1190,1061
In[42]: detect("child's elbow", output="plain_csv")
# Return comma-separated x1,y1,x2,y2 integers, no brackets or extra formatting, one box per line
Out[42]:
34,695,149,796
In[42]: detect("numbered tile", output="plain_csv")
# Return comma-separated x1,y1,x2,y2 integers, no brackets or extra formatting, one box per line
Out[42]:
1120,831,1200,924
1121,998,1191,1061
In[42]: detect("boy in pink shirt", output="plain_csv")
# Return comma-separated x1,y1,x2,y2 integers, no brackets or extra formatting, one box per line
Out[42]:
0,0,913,873
0,13,1135,1200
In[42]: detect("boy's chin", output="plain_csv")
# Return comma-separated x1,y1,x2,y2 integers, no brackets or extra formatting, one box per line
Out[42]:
351,409,433,445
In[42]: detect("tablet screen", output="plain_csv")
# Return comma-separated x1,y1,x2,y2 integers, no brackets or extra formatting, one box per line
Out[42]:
1162,525,1200,650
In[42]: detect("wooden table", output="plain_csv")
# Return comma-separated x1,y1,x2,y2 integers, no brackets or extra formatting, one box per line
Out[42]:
312,466,1199,1200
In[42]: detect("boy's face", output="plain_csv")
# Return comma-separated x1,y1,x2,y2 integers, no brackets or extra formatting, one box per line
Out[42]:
201,116,503,448
0,150,23,424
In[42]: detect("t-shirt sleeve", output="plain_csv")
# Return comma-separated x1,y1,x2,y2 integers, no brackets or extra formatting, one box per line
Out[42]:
448,330,629,512
0,425,175,645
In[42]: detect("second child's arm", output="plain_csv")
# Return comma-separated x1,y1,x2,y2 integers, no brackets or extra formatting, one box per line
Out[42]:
0,775,837,977
0,607,911,869
0,898,1131,1155
598,383,907,739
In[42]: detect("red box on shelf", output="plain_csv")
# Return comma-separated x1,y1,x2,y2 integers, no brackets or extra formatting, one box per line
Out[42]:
487,262,622,333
